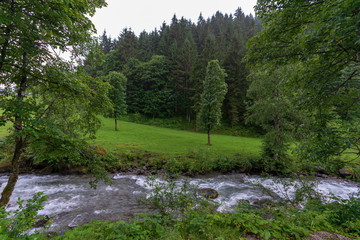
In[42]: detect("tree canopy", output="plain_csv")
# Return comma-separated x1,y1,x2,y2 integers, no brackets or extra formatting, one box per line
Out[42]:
0,0,109,206
104,71,127,131
246,0,360,163
199,60,227,145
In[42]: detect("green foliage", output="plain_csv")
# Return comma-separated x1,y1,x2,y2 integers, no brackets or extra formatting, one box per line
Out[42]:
103,71,127,131
199,60,228,144
246,0,360,163
141,175,207,216
0,193,49,238
328,196,360,230
246,64,301,173
125,55,174,118
0,0,110,205
105,71,127,118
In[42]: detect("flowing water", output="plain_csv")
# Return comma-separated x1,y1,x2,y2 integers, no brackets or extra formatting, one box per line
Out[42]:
0,173,359,232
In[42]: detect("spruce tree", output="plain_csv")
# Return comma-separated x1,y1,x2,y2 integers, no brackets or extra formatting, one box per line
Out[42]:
199,60,227,145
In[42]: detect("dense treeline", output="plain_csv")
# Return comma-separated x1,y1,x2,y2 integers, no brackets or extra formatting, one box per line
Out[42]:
85,8,260,126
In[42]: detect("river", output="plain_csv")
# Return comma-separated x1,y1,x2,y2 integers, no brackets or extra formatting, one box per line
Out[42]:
0,173,359,232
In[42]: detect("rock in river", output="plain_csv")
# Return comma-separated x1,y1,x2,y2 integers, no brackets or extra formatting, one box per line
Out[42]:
199,188,219,199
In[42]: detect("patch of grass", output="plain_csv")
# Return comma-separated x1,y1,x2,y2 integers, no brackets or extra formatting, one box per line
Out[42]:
0,121,11,140
93,117,262,158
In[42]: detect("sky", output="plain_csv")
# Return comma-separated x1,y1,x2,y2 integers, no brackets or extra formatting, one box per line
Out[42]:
91,0,257,38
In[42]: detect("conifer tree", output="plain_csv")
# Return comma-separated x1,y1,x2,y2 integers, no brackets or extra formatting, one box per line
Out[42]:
115,28,138,71
199,60,227,145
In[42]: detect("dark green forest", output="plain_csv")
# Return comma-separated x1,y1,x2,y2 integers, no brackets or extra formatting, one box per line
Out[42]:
85,9,260,126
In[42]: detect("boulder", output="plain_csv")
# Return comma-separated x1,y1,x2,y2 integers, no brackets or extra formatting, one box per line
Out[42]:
314,166,326,174
199,188,219,199
339,168,353,178
251,198,273,209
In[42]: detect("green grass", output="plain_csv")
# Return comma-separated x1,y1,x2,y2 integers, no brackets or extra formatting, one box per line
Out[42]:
0,116,262,161
93,117,262,157
0,121,11,140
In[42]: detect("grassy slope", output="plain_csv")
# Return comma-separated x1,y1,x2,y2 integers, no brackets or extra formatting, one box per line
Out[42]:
92,117,262,157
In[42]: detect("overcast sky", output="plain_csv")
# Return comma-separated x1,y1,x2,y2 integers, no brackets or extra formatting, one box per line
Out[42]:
91,0,257,38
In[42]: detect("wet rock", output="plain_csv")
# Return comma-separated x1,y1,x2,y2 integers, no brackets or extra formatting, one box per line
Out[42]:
308,231,350,240
39,166,53,175
199,188,219,199
315,173,328,178
339,168,353,178
33,215,50,228
251,198,273,209
68,213,89,228
314,166,326,174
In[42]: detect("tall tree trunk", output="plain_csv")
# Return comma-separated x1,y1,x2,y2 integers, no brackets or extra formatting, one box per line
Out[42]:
207,129,211,145
0,51,28,207
195,113,199,132
273,113,280,161
0,137,23,207
115,118,118,131
273,81,281,162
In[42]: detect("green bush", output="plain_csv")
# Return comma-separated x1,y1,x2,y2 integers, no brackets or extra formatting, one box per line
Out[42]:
0,192,49,239
141,175,208,215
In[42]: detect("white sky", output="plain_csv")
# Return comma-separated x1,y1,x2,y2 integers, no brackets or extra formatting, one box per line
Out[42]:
91,0,257,38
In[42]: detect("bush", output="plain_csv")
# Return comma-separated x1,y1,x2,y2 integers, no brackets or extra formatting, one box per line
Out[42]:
141,175,209,216
0,192,50,238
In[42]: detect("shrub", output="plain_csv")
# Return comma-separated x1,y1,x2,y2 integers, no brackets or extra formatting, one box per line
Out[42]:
0,192,50,238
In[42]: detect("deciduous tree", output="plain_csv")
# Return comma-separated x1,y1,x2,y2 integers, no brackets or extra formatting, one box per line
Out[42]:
246,0,360,163
104,72,127,131
199,60,227,145
0,0,109,207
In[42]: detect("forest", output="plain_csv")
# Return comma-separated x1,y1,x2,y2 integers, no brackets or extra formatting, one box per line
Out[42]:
86,9,260,125
0,0,360,239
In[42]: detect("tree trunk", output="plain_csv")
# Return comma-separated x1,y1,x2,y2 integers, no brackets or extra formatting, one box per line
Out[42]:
273,80,281,162
0,138,23,207
195,113,199,132
115,118,118,131
207,129,211,145
0,51,28,207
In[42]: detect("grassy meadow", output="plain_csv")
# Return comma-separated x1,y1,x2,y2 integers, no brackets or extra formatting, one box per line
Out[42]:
0,116,262,158
93,117,262,157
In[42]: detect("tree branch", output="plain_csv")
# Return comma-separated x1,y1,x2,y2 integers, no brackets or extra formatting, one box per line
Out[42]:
36,96,62,121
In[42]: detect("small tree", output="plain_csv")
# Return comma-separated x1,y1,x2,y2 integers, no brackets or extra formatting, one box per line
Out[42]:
105,72,127,131
199,60,227,145
246,64,296,172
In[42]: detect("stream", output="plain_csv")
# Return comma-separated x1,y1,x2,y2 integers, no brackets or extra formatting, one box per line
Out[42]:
0,173,359,232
